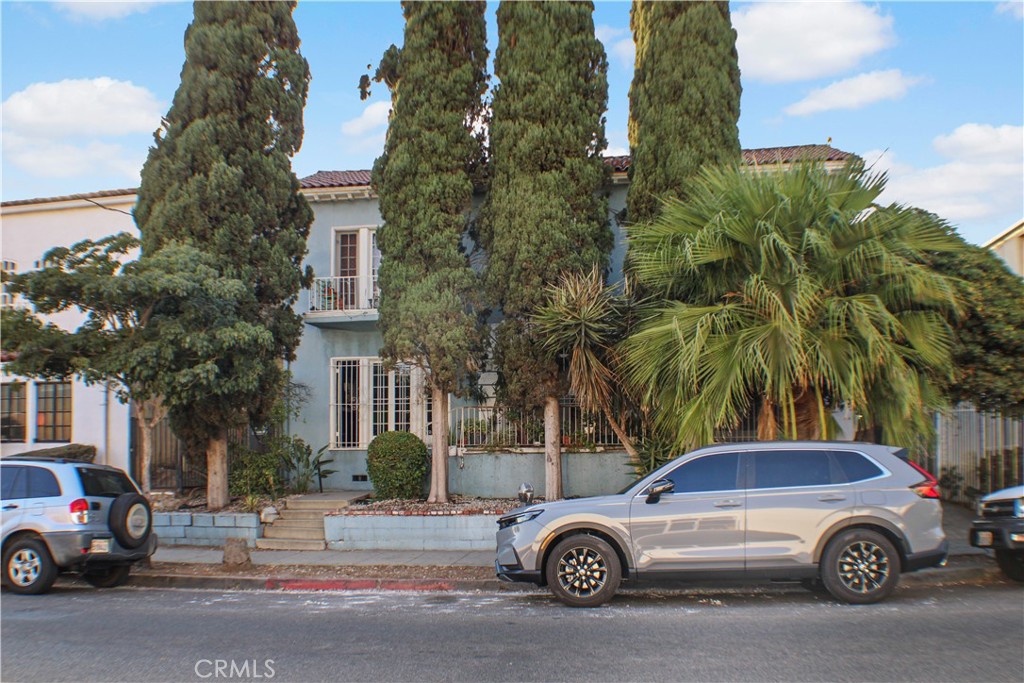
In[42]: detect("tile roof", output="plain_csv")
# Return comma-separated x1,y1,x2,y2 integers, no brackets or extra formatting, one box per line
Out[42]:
2,146,854,206
603,145,853,173
300,169,373,189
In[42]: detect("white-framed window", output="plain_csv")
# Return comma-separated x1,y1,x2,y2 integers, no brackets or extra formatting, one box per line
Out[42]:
1,260,17,309
329,357,432,449
330,226,381,309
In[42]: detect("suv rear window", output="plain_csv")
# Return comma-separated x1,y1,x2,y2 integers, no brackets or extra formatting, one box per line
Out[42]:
833,450,884,483
76,467,136,497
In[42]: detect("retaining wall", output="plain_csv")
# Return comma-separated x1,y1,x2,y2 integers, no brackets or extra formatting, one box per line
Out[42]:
324,512,498,551
152,512,262,548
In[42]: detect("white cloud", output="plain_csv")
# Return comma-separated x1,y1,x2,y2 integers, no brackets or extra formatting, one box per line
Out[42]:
3,132,144,180
996,2,1024,20
785,69,922,116
2,77,163,137
733,2,895,83
596,24,634,71
340,101,390,137
863,124,1024,226
53,1,168,21
1,77,162,181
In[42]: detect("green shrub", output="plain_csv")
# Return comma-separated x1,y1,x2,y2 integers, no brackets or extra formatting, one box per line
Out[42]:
366,431,429,499
229,446,283,498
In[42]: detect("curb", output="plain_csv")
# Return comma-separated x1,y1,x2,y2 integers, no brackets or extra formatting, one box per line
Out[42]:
129,560,1004,594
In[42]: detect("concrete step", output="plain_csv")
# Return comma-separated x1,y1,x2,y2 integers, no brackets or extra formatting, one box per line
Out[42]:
263,525,325,541
255,538,327,551
283,492,369,511
267,518,325,530
276,509,326,521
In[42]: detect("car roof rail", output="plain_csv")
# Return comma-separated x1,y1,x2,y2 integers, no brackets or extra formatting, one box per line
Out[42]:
3,455,70,463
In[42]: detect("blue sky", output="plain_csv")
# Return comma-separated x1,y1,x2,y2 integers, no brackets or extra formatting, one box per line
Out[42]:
2,1,1021,246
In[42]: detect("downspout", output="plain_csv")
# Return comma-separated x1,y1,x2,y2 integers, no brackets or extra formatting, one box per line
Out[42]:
103,382,111,466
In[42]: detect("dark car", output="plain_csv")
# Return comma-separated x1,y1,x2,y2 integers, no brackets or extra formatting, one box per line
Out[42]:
970,485,1024,582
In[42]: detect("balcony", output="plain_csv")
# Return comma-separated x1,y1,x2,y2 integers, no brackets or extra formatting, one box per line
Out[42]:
304,276,379,329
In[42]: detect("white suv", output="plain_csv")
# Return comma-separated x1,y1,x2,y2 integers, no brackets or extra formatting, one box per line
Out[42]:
1,456,157,594
497,442,948,607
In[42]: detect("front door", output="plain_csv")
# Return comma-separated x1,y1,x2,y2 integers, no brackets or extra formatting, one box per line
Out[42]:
1,466,27,538
628,451,745,575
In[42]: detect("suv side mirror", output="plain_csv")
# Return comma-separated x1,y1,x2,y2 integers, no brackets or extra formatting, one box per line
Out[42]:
645,479,674,504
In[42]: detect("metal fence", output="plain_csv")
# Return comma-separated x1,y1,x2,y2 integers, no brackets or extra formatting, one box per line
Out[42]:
452,399,624,450
935,404,1024,504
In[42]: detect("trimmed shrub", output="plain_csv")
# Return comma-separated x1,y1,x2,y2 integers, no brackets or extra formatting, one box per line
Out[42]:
366,431,429,499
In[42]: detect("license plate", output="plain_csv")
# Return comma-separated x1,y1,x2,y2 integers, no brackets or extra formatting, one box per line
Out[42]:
975,531,993,547
89,538,110,554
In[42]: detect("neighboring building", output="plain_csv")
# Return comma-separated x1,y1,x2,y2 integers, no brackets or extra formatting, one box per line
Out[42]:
984,218,1024,276
0,144,854,490
1,190,137,469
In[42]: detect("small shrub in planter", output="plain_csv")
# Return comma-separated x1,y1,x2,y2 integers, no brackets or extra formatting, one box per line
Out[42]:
366,431,428,499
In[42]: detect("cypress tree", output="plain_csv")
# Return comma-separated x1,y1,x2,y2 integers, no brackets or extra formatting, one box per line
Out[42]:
626,1,741,226
480,1,611,500
370,1,488,503
134,1,312,509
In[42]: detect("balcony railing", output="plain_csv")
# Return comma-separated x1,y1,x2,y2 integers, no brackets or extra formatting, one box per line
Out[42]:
308,276,378,313
452,400,625,450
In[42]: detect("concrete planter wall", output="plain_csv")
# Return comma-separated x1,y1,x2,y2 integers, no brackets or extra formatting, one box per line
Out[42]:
325,512,500,551
153,512,262,548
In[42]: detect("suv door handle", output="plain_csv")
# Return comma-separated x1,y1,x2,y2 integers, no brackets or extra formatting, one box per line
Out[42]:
2,504,18,510
818,495,847,502
713,500,742,508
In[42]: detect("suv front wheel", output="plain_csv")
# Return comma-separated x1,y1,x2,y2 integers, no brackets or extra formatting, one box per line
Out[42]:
546,534,621,608
3,537,58,595
821,529,901,604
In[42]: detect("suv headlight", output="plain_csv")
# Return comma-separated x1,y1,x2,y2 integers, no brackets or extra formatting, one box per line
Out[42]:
1016,498,1023,518
498,509,543,530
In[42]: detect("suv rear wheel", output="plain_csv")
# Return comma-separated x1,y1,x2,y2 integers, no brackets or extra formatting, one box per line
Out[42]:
821,529,900,604
3,537,57,595
83,564,132,588
546,534,621,608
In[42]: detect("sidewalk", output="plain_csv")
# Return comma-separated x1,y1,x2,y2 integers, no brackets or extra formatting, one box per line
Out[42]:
134,501,1002,594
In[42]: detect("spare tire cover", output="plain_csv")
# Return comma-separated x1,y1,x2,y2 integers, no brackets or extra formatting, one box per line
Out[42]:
108,493,152,549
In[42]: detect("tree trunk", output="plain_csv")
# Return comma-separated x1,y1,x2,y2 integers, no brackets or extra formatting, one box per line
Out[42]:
600,402,638,463
206,428,230,510
544,394,562,501
427,385,450,504
138,420,153,494
132,395,166,494
757,397,778,441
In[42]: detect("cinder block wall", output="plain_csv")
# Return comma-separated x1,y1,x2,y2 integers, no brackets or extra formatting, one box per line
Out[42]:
325,514,497,551
153,512,262,548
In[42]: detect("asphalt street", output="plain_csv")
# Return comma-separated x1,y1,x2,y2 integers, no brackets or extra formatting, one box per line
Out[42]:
2,582,1021,683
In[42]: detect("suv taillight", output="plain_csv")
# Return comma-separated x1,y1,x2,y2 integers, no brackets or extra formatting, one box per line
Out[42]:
905,460,940,498
906,460,937,482
912,481,941,499
69,498,90,524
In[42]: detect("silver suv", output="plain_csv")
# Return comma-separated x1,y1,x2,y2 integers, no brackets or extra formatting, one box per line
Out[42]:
1,456,157,594
496,442,947,607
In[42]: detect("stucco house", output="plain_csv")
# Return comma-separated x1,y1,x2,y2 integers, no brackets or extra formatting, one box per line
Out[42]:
1,189,137,469
984,218,1024,276
1,145,854,493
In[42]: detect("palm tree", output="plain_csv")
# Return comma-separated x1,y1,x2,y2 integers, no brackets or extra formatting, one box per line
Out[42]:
534,268,639,462
621,161,961,451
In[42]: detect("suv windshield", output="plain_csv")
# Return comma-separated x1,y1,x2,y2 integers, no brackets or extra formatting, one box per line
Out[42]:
76,467,137,497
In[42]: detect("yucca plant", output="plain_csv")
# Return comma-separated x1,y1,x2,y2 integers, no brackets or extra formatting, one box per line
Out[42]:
622,161,962,451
